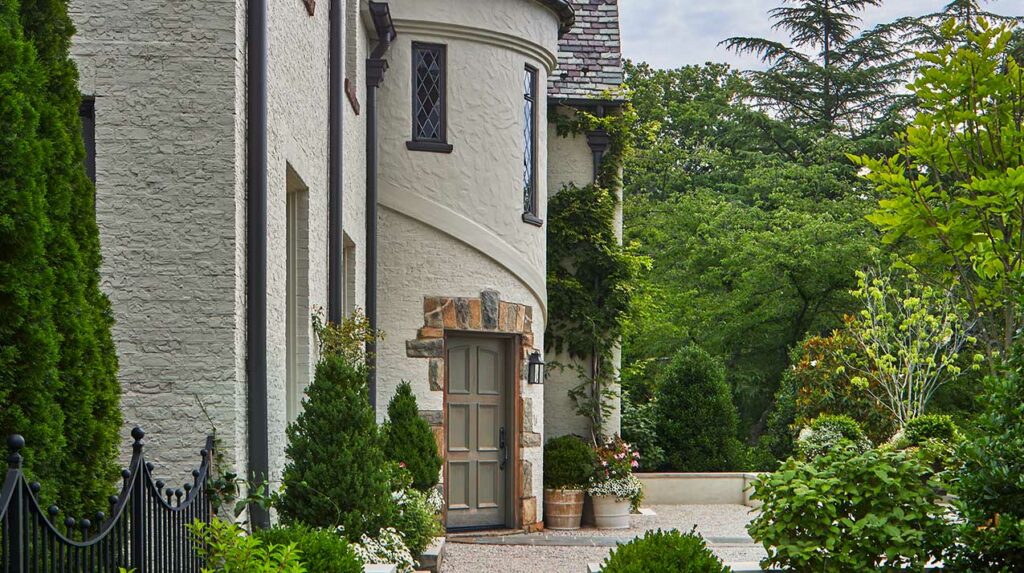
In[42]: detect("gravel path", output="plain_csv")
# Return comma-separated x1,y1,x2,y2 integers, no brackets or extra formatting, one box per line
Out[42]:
441,505,765,573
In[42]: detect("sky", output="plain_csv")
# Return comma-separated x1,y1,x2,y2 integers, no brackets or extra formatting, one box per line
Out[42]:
619,0,1018,70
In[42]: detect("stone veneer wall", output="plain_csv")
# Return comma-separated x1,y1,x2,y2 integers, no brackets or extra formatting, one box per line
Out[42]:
405,290,543,529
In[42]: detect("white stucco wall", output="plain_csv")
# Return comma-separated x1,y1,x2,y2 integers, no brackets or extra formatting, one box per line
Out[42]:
263,0,333,488
375,0,560,522
70,0,247,483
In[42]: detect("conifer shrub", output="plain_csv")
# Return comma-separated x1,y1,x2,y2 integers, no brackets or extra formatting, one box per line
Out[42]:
653,346,744,471
383,381,442,492
903,414,961,447
15,0,121,517
0,0,67,509
601,529,731,573
277,350,397,541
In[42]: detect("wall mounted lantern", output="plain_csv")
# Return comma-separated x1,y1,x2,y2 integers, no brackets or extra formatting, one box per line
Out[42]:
527,351,545,385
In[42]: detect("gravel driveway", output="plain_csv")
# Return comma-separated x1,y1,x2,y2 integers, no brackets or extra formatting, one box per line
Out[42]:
441,505,766,573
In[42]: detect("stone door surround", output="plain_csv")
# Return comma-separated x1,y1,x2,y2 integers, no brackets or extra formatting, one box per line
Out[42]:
405,289,542,529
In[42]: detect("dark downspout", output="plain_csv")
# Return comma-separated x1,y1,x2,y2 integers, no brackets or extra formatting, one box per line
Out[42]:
246,0,270,529
365,2,393,410
327,0,344,324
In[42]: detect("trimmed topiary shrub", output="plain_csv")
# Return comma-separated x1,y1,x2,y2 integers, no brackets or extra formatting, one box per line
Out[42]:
277,350,396,541
749,446,951,571
653,346,744,471
17,0,122,519
543,435,596,490
795,414,871,460
601,529,731,573
903,414,961,447
384,381,442,492
256,525,363,573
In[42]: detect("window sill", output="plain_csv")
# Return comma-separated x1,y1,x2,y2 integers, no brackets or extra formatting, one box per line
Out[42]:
522,213,544,227
406,141,454,154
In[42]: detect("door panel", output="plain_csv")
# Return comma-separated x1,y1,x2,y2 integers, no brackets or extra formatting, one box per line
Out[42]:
445,337,509,530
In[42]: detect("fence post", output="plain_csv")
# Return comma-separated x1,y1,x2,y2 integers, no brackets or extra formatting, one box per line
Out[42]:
130,428,146,573
5,435,27,573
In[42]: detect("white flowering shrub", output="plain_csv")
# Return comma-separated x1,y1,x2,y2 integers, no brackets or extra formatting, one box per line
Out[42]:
587,474,645,512
350,527,416,573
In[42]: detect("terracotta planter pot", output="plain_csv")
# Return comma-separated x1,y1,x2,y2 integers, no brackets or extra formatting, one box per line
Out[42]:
544,489,585,530
591,494,631,529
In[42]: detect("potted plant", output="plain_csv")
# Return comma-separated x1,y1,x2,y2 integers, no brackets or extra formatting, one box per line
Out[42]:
587,436,643,529
543,435,596,530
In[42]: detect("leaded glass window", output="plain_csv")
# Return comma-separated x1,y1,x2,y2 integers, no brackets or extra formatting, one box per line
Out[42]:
523,66,538,216
412,43,446,143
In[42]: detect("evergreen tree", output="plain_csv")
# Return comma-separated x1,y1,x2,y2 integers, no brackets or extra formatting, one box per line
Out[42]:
17,0,122,517
0,0,66,503
384,381,442,492
653,346,744,471
278,353,397,540
722,0,910,137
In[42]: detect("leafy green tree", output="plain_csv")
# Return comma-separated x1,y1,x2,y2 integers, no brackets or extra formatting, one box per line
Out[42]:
722,0,909,136
653,346,744,471
383,381,442,492
277,352,396,540
854,21,1024,355
18,0,121,517
0,0,65,501
625,190,874,430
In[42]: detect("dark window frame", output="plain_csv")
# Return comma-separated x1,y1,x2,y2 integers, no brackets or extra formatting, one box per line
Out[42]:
521,65,542,226
80,97,96,185
407,42,453,153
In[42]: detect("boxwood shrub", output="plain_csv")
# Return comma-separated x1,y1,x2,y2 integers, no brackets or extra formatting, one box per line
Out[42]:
601,529,731,573
543,435,596,490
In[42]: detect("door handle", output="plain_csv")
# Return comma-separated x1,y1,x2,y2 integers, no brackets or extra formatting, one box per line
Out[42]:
499,427,508,471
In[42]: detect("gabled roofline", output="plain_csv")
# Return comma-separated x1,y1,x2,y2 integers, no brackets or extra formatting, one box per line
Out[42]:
535,0,575,37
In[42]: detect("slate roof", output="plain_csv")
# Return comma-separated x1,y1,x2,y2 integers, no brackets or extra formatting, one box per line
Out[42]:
547,0,624,100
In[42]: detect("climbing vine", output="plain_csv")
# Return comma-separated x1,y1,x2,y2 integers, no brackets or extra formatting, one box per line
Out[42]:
546,89,651,443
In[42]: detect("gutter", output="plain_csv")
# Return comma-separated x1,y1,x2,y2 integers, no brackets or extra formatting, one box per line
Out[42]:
365,1,395,409
245,0,270,529
328,0,344,323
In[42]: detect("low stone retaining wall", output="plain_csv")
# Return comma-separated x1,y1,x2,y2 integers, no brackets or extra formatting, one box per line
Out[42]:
636,473,762,507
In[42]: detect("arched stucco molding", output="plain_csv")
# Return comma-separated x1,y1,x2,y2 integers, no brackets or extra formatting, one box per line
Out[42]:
378,188,548,321
393,20,559,72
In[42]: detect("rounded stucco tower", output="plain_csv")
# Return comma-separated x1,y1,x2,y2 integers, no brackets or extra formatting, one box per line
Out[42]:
374,0,570,530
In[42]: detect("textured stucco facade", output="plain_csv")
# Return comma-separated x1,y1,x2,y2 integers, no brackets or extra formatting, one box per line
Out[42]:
375,0,561,526
69,0,248,480
69,0,623,530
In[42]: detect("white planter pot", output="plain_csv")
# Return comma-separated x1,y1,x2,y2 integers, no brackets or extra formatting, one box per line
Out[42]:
590,494,631,529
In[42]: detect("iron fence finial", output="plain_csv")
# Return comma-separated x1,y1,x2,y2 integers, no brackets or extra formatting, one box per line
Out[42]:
7,434,25,468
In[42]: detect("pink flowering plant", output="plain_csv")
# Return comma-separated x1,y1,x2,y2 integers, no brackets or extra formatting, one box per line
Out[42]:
587,436,644,511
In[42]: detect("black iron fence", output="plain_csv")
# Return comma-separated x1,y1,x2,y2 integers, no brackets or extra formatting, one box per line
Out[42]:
0,427,213,572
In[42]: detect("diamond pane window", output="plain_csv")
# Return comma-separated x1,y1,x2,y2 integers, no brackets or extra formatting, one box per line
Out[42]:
412,43,446,143
523,66,538,216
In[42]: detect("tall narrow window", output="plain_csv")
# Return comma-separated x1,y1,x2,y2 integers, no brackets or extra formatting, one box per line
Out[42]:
80,97,95,185
522,66,541,225
407,43,452,153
